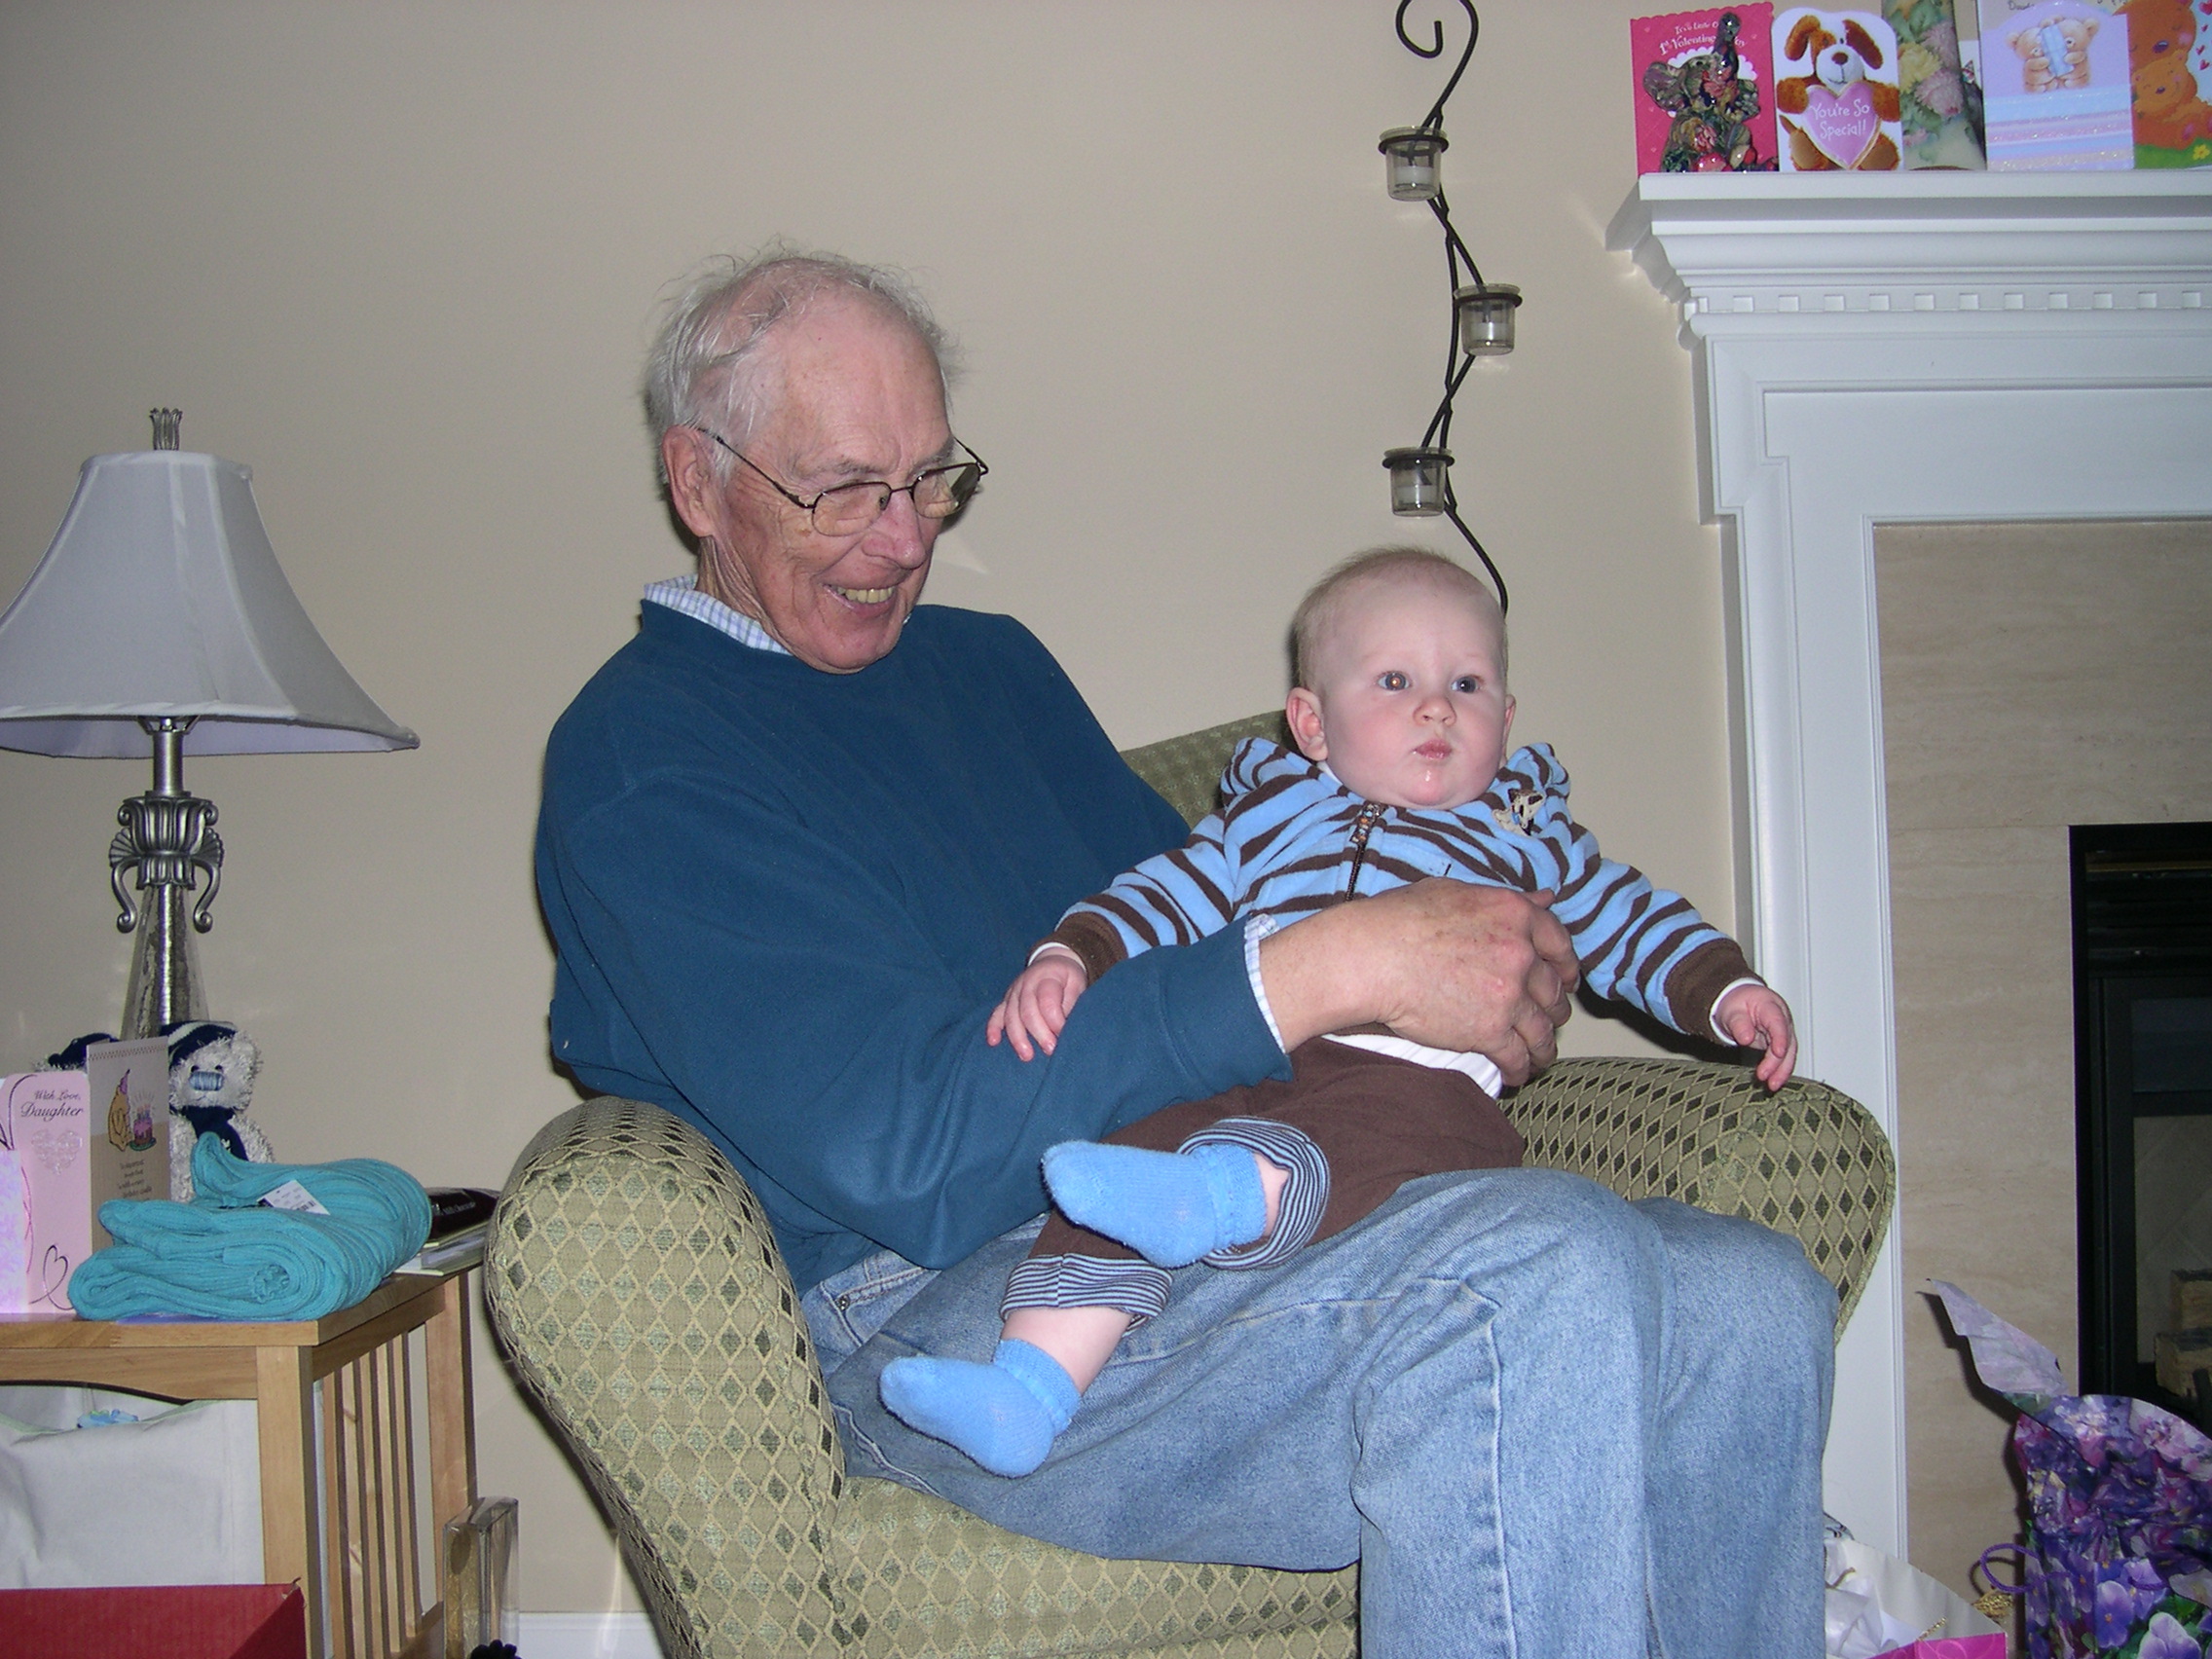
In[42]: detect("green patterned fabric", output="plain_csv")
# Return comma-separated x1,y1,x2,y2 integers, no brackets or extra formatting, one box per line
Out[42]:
1508,1057,1894,1333
1119,712,1290,829
488,715,1897,1656
487,1097,1360,1659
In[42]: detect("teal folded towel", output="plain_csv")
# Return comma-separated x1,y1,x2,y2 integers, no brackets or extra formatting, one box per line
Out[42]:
68,1136,433,1322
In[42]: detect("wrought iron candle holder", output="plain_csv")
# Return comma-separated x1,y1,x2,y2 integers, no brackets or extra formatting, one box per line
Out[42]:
1380,0,1516,611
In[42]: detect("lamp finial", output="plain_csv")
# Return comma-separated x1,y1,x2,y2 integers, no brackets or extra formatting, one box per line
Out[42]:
150,408,182,451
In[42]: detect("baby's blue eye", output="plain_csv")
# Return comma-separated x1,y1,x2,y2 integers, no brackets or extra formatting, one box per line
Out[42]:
1378,671,1409,691
1454,676,1482,694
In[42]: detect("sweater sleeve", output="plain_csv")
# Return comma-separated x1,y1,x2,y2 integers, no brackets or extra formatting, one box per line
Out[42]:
1047,803,1241,980
536,620,1290,1290
1501,747,1760,1038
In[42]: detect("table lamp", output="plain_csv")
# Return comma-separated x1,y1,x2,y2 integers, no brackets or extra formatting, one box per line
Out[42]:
0,410,418,1037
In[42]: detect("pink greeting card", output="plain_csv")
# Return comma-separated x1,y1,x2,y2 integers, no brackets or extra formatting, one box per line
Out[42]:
1634,7,1782,170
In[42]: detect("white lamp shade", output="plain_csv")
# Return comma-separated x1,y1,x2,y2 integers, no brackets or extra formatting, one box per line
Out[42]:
0,451,418,757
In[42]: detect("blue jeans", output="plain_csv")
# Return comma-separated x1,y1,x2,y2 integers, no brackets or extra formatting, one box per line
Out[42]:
812,1169,1835,1658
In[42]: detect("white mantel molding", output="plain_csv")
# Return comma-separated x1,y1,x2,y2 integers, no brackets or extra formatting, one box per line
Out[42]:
1609,171,2212,318
1608,170,2212,1559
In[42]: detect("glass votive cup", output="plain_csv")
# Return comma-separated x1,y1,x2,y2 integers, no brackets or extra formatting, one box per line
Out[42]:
1455,282,1522,356
1379,127,1447,201
1382,447,1452,516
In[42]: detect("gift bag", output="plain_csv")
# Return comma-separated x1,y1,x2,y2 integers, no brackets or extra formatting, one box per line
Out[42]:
1826,1535,2008,1656
1935,1281,2212,1659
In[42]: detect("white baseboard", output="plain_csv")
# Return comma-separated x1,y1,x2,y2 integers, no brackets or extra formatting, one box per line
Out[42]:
513,1610,666,1658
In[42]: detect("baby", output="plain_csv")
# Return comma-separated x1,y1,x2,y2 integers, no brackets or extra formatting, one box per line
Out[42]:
879,546,1796,1476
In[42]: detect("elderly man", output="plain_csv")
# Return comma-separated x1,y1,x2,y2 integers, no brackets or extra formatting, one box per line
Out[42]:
536,251,1834,1657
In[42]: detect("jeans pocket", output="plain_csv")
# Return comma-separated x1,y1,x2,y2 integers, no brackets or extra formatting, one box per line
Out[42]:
803,1252,936,1376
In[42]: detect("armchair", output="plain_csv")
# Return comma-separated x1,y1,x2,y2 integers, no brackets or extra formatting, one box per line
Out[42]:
488,713,1896,1659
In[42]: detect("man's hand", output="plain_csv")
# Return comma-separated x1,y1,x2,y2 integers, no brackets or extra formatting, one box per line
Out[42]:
986,952,1090,1061
1258,881,1578,1087
1714,983,1797,1091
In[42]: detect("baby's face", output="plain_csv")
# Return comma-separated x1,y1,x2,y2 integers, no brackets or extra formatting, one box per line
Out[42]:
1286,576,1514,810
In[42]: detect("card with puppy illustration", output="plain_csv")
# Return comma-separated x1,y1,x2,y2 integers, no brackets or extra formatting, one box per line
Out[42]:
1981,0,2135,165
1774,8,1908,166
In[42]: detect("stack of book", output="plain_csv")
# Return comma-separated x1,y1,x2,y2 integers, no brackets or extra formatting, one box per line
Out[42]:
395,1187,498,1275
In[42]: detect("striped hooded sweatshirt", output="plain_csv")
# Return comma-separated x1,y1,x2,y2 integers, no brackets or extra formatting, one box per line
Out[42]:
1048,738,1757,1046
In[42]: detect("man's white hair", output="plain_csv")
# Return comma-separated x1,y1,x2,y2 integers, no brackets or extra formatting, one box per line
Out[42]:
642,247,956,483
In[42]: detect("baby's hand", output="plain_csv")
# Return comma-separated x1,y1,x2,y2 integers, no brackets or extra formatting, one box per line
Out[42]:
987,951,1090,1061
1714,983,1797,1092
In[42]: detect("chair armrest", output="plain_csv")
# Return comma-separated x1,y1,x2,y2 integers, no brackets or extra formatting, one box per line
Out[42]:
485,1098,849,1659
1505,1057,1896,1333
489,1099,1363,1658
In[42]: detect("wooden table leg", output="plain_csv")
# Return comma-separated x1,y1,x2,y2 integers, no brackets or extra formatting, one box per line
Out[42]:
257,1343,324,1656
424,1271,478,1532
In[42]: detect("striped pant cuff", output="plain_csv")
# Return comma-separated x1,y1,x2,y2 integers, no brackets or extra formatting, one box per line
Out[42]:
1177,1117,1331,1271
1002,1255,1172,1325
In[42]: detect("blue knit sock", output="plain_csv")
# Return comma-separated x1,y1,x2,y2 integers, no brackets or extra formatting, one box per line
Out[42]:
877,1339,1080,1478
1041,1140,1268,1268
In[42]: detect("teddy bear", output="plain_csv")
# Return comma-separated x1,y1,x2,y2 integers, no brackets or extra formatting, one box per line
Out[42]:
1776,10,1904,168
2010,13,2102,89
1643,10,1772,170
2133,51,2212,145
163,1020,274,1201
2122,0,2198,67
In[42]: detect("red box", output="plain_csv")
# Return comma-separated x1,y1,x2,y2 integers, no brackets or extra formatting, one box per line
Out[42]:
0,1584,306,1659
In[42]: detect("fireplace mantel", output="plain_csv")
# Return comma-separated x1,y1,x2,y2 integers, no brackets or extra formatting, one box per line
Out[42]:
1608,171,2212,1556
1611,171,2212,315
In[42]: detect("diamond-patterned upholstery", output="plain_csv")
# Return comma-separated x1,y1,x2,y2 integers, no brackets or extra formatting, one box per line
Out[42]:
1508,1057,1893,1331
1117,712,1290,829
488,715,1897,1657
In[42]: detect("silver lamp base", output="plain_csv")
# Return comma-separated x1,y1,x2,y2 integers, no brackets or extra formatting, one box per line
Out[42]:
110,717,223,1039
121,882,211,1039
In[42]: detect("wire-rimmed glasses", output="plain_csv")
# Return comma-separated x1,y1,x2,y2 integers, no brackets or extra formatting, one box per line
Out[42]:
696,428,987,536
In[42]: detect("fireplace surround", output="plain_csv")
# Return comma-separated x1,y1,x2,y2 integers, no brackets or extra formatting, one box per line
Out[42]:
1607,172,2212,1554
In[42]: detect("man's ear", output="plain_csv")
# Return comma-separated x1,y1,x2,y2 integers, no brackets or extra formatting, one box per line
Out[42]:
1285,688,1329,762
661,425,723,541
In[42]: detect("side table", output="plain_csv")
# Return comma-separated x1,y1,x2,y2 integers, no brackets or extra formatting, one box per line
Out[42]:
0,1267,477,1659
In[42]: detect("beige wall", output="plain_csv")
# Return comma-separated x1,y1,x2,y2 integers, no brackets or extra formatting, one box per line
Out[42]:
0,2,1740,1612
1877,520,2212,1595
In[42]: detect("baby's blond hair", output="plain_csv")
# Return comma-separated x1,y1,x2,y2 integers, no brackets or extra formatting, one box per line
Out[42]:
1289,546,1506,690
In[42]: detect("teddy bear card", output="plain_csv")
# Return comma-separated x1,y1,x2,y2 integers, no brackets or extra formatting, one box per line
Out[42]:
1633,7,1783,170
2124,0,2212,166
1773,8,1909,166
1980,0,2136,166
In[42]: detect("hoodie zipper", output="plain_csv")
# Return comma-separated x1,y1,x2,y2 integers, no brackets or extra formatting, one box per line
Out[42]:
1344,802,1388,897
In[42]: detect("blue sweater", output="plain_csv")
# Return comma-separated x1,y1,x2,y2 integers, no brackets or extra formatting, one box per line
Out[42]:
535,603,1288,1292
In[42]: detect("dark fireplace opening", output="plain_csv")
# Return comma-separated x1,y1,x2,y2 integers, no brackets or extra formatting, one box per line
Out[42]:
2073,822,2212,1410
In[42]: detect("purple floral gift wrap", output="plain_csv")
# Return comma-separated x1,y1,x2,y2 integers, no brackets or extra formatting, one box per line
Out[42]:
2015,1396,2212,1658
1934,1283,2212,1659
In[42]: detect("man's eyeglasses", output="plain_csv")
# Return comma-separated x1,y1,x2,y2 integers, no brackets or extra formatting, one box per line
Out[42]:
696,428,987,537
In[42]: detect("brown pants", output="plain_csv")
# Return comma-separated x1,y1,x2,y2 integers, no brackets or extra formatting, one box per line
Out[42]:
1013,1038,1525,1317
